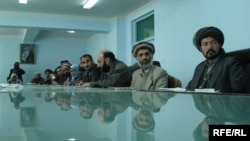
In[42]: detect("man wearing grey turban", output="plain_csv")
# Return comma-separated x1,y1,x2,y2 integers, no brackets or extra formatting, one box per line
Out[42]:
186,26,247,93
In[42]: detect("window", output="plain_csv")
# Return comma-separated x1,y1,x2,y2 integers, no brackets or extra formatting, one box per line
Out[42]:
131,11,155,64
132,11,154,43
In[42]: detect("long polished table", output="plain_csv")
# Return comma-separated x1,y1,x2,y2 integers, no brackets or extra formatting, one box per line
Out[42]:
0,84,250,141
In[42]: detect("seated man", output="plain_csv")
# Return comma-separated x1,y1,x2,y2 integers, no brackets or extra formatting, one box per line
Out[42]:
31,72,45,85
64,64,81,86
60,60,71,79
130,41,168,90
8,73,22,84
44,69,53,85
83,50,132,88
7,62,25,83
77,54,101,84
52,66,68,85
186,26,247,93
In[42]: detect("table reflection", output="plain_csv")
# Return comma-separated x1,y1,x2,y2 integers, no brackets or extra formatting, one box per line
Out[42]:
193,94,250,141
1,84,250,141
8,92,26,109
131,91,176,133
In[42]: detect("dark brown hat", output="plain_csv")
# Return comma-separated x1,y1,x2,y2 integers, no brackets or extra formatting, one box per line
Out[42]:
132,42,155,57
193,26,224,51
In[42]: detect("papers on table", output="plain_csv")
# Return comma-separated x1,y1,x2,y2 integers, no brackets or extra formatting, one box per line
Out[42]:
159,87,218,94
159,87,186,92
0,84,24,92
194,88,216,93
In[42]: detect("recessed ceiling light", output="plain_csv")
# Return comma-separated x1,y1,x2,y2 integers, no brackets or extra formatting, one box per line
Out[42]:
82,0,99,9
67,138,76,141
19,0,28,4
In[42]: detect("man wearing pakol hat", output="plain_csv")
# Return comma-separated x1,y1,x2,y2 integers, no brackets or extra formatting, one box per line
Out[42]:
186,26,247,93
130,41,168,90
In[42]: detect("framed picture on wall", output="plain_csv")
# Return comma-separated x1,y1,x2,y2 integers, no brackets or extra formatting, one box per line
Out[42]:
20,43,35,64
20,107,36,128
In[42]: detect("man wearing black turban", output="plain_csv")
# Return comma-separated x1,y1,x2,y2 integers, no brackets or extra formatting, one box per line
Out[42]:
186,26,247,93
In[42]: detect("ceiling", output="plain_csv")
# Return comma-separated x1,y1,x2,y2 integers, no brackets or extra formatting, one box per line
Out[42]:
0,0,151,42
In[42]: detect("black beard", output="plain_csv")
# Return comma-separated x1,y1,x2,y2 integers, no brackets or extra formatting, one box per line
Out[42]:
204,49,219,60
102,63,110,72
79,67,85,72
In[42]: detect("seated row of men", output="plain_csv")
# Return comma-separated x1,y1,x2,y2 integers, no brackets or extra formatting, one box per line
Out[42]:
41,42,167,90
7,42,168,91
7,26,250,93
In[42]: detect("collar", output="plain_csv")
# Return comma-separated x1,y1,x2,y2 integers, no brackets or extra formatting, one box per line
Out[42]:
139,65,153,77
205,56,219,66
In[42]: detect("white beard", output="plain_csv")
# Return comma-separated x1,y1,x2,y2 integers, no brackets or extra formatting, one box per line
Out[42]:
137,60,153,70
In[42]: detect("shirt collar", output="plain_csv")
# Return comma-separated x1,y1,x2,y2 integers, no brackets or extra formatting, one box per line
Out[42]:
140,65,153,76
205,56,219,66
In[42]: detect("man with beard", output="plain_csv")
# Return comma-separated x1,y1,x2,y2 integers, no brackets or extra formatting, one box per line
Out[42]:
186,26,247,93
130,42,168,90
82,50,131,87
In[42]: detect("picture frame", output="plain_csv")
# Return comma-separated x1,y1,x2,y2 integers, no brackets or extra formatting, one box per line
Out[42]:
20,43,35,64
20,107,36,128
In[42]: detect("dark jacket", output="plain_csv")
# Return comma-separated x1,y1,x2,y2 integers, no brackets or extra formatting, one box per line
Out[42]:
78,64,101,83
8,68,25,82
186,50,247,93
193,94,250,124
90,59,132,88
